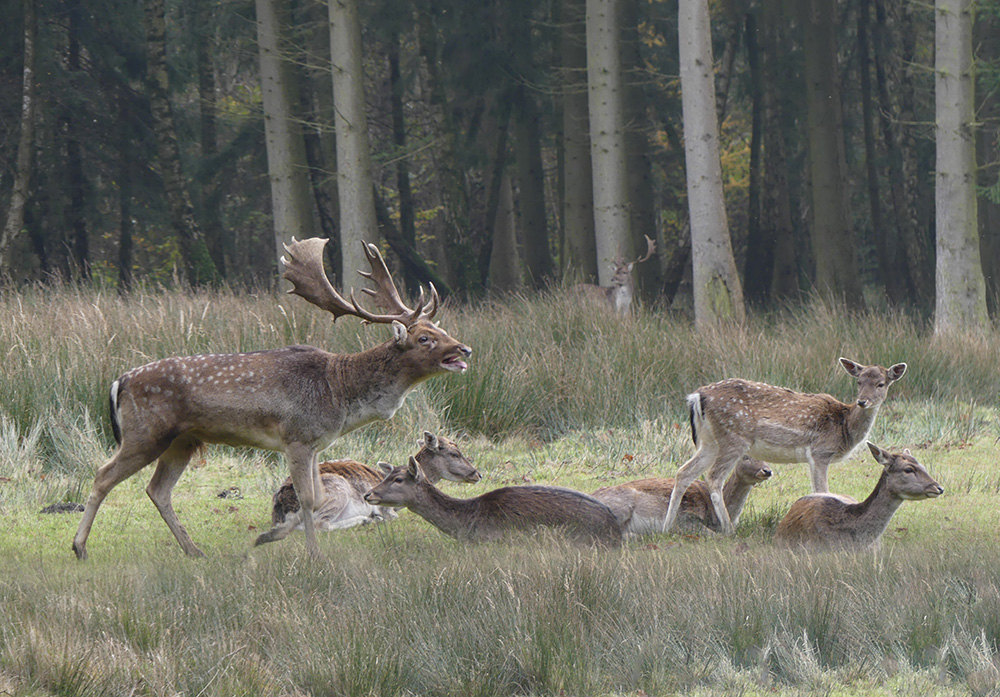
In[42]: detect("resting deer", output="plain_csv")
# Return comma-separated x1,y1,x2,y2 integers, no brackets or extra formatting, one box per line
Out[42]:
592,456,772,536
364,457,623,546
265,431,481,536
775,442,943,551
72,238,471,559
662,357,907,535
576,234,656,314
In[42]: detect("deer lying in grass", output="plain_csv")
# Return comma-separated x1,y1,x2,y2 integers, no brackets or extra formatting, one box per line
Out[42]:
364,457,623,546
575,235,656,314
264,431,481,537
775,442,943,551
592,456,772,536
72,238,471,560
662,357,906,536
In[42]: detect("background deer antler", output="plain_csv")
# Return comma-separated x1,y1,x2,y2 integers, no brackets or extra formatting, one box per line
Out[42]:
281,237,438,325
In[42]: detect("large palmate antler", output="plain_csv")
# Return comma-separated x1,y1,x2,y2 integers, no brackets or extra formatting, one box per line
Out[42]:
614,234,656,267
281,237,438,325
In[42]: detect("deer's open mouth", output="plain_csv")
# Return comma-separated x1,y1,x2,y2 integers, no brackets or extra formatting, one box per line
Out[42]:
441,354,469,373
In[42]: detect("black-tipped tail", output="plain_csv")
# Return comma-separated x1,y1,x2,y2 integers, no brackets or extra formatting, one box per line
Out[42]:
687,392,704,446
109,378,123,445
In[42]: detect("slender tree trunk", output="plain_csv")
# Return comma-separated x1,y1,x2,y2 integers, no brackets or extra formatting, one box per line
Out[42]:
934,0,986,332
257,0,316,286
488,171,523,291
144,0,217,285
975,9,1000,313
329,0,378,284
388,29,418,293
478,103,512,283
1,0,37,266
679,0,745,328
621,0,661,299
587,0,633,285
117,85,134,292
561,0,597,280
742,9,769,305
197,0,226,278
66,0,89,280
801,0,862,308
513,85,554,287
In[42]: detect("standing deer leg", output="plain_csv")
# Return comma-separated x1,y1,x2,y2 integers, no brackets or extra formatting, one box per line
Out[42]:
146,438,204,557
259,443,323,557
73,440,168,560
662,443,719,533
703,451,745,535
805,448,831,493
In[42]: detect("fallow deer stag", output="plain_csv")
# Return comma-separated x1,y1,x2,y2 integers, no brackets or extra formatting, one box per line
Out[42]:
775,442,942,551
576,235,656,314
72,238,471,560
661,357,906,536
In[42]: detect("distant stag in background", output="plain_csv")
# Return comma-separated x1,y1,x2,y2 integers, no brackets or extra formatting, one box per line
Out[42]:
264,431,481,537
576,234,656,314
662,358,907,535
592,456,772,536
72,238,471,560
364,457,623,546
775,442,942,551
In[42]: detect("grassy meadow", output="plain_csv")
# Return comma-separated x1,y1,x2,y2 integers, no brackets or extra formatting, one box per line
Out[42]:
2,285,1000,695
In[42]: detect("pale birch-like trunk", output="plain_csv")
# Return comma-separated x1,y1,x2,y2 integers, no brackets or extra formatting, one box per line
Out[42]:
586,0,632,286
678,0,745,329
0,0,37,264
562,0,597,280
934,0,987,332
256,0,315,285
329,0,378,284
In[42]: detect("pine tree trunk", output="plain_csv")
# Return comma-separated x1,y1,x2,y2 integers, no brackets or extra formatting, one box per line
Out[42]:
144,0,217,285
514,85,554,287
934,0,987,332
329,0,378,284
117,85,134,292
257,0,316,286
975,9,1000,313
742,9,769,304
1,0,37,265
197,0,226,278
678,0,745,328
801,0,862,308
388,29,418,293
587,0,633,286
488,171,523,291
561,0,597,280
66,0,89,280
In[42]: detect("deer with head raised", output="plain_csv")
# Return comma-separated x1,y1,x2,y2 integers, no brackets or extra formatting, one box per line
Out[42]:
592,456,772,536
575,235,656,314
265,431,481,536
661,357,907,536
364,457,624,546
775,442,943,551
72,238,471,560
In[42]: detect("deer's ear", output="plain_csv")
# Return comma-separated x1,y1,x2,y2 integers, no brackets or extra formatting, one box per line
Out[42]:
888,363,907,381
422,431,439,450
625,262,635,272
866,441,891,466
392,320,408,345
840,357,863,377
408,455,425,483
377,461,393,476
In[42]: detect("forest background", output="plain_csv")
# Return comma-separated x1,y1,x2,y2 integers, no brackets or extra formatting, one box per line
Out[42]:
2,0,999,331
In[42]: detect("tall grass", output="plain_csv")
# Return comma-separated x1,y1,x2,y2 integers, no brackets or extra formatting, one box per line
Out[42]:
2,285,1000,695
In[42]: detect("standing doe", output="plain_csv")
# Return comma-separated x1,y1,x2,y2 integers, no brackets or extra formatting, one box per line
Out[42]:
72,238,471,559
575,235,656,314
592,456,772,535
662,357,907,535
364,457,623,546
265,431,481,536
775,442,943,551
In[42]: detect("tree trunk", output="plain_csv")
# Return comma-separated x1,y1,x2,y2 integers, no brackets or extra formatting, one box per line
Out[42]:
561,0,597,281
513,85,554,288
587,0,633,286
329,0,379,284
117,85,134,292
257,0,316,286
621,0,661,299
801,0,862,308
678,0,745,329
488,171,523,291
144,0,217,285
742,9,769,305
934,0,986,332
197,0,226,278
388,29,418,294
1,0,37,266
976,8,1000,313
66,0,89,281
